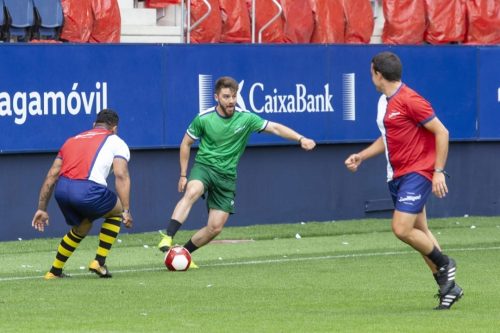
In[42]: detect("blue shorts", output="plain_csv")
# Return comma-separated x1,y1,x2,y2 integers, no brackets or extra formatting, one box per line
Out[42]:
54,177,117,226
388,172,431,214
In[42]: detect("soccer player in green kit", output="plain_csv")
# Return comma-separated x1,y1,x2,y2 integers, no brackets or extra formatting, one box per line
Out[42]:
158,76,316,267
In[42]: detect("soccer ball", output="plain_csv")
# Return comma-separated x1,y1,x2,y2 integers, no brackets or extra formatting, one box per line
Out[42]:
164,246,192,271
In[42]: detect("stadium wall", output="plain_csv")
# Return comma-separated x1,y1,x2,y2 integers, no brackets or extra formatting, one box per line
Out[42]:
0,44,499,241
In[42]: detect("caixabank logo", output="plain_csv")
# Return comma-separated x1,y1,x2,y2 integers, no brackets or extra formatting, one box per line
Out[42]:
198,74,356,121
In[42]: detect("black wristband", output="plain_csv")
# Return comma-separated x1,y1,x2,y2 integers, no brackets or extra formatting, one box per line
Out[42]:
434,168,450,178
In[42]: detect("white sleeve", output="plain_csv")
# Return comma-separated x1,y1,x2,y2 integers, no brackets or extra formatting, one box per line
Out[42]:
109,135,130,162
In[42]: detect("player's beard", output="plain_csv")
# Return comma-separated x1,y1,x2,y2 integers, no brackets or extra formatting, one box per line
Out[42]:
219,103,235,117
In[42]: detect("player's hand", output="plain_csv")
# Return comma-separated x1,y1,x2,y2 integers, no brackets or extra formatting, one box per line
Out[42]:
432,172,448,198
122,211,133,228
178,176,188,192
32,210,49,232
345,154,362,172
300,137,316,151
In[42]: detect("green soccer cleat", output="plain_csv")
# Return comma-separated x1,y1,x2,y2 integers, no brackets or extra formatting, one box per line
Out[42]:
88,260,112,278
158,231,173,252
189,260,199,269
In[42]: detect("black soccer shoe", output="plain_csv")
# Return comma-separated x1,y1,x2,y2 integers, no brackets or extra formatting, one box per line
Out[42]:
436,257,457,295
434,284,463,310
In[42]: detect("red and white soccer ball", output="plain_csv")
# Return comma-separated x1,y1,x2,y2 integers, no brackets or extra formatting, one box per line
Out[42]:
164,246,192,271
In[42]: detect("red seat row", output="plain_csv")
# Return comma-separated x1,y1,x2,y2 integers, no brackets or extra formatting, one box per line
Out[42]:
188,0,499,44
60,0,120,43
189,0,374,44
383,0,500,45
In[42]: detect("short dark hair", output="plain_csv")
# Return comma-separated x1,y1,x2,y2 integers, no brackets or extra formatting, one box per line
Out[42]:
215,76,239,94
95,109,119,127
372,52,402,82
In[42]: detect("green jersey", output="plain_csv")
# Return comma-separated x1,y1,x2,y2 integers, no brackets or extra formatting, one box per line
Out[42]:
186,107,268,178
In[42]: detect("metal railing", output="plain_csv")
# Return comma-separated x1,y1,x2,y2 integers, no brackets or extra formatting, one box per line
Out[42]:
181,0,283,44
252,0,282,43
184,0,211,43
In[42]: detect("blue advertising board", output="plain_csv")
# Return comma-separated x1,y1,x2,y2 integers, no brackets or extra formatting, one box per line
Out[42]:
0,44,167,153
164,44,479,146
478,47,500,140
0,44,495,153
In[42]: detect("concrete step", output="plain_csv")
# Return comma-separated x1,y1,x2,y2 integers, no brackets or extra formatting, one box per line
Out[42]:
121,25,182,35
121,25,183,43
117,0,134,9
120,34,183,43
120,8,157,26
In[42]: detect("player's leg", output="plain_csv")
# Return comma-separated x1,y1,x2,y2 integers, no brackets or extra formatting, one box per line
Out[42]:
186,209,230,252
45,179,91,279
182,209,230,269
180,171,235,268
414,208,440,274
414,208,463,309
392,210,436,254
45,219,91,279
159,180,205,252
160,163,210,251
391,173,457,297
88,189,123,278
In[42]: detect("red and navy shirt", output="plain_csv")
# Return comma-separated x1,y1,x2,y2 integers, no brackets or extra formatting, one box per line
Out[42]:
376,84,436,181
57,128,130,186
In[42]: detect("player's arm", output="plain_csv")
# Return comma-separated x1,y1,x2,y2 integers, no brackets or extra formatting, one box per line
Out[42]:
263,121,316,150
32,158,62,232
178,134,195,192
345,136,385,172
424,117,449,198
113,157,133,228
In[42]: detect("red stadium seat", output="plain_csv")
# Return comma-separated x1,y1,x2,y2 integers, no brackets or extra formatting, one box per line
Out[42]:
89,0,121,43
219,0,251,43
246,0,285,43
344,0,374,44
465,0,500,44
424,0,466,44
145,0,181,8
281,0,314,43
189,0,222,43
382,0,426,44
310,0,345,43
60,0,93,42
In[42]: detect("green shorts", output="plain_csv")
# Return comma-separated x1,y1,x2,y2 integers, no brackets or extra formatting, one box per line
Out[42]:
189,163,236,214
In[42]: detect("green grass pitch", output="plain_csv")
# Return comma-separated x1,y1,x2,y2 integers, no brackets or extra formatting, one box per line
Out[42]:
1,216,500,332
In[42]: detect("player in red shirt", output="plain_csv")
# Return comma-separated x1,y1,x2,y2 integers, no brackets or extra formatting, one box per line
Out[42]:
32,109,133,279
345,52,463,310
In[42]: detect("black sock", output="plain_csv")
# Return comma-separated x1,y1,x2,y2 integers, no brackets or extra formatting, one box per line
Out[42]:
167,219,182,237
426,246,450,269
184,239,199,254
433,272,439,284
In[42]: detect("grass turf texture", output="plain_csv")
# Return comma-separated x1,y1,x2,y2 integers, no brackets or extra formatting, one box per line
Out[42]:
1,216,500,332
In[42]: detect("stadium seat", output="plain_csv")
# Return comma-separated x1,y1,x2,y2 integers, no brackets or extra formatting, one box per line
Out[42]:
4,0,35,42
0,0,6,40
33,0,64,40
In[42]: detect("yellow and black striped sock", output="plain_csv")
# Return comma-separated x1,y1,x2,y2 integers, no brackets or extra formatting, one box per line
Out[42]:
50,229,84,275
95,217,122,266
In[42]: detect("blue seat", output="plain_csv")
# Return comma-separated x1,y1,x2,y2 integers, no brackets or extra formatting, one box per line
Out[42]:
4,0,35,42
33,0,63,40
0,0,6,39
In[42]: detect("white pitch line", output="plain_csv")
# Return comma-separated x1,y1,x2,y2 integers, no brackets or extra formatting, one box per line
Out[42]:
1,245,499,282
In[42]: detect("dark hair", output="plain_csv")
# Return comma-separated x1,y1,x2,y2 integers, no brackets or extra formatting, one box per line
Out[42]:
95,109,119,127
371,52,402,82
215,76,239,94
